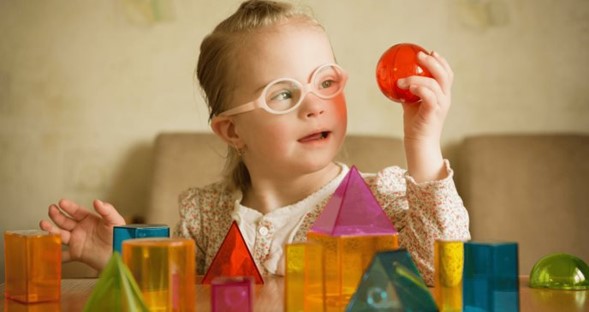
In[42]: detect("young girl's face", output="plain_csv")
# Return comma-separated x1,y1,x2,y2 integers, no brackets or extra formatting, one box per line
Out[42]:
227,20,347,179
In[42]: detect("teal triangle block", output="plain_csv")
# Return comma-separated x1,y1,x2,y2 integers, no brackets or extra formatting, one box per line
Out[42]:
311,166,397,236
83,252,149,312
345,249,437,312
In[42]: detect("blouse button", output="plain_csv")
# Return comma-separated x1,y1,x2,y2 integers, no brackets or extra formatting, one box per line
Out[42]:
258,226,269,236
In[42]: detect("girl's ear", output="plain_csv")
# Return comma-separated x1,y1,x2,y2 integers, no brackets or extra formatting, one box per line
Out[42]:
211,116,244,148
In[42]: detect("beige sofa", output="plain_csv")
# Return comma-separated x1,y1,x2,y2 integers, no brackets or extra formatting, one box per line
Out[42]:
65,132,589,277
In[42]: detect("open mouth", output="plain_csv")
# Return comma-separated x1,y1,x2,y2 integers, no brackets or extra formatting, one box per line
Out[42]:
299,131,330,143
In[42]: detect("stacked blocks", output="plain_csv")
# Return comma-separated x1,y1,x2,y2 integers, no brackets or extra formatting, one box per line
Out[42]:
202,221,264,284
211,276,254,312
307,166,399,310
4,230,61,303
113,224,169,254
463,242,519,312
122,238,196,311
345,249,437,311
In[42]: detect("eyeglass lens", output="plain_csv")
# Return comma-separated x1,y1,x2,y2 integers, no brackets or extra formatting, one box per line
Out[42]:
264,65,345,112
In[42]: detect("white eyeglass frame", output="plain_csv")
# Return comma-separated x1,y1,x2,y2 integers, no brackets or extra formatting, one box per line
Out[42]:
217,63,348,117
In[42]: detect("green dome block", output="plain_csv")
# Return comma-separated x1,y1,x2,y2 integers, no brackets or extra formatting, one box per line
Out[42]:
529,253,589,290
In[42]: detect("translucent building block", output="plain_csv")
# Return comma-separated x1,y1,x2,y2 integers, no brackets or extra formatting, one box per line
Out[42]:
4,230,61,303
529,253,589,290
307,166,399,311
113,224,169,254
284,242,326,312
211,276,254,312
122,238,195,311
83,252,148,311
463,241,519,312
434,240,464,312
346,249,437,311
202,221,264,284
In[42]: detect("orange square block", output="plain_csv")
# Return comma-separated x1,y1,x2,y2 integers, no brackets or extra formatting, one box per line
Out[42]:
4,230,61,303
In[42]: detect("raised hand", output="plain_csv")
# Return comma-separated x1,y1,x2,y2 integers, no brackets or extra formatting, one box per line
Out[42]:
39,199,126,271
397,51,454,182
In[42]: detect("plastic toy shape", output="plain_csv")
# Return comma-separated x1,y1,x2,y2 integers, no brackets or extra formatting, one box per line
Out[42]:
307,166,399,310
434,240,464,311
202,221,264,284
284,242,326,312
122,238,195,311
311,166,398,236
4,230,61,303
113,224,170,254
345,249,437,312
376,43,433,104
211,276,254,312
529,253,589,290
463,241,519,312
83,252,149,312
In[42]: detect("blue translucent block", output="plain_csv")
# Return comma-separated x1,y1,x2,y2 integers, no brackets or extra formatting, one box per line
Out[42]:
463,242,519,312
346,249,437,312
113,224,169,253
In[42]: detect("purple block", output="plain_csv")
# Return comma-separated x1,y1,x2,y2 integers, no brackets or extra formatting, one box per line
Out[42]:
211,276,254,312
311,166,397,236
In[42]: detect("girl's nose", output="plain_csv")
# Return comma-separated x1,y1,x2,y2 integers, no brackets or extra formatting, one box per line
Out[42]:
299,93,325,118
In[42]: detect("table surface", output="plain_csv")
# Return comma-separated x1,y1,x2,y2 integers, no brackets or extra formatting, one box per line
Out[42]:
1,276,588,312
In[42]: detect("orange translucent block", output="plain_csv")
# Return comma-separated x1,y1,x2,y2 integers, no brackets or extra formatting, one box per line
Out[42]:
284,242,326,312
434,240,464,312
122,238,195,311
307,233,398,311
202,221,264,285
3,230,61,303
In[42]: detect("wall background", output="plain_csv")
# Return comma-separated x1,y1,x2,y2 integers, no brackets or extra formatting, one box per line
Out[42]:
1,0,588,282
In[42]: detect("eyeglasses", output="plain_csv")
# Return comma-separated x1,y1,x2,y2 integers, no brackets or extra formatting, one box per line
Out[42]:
218,63,348,117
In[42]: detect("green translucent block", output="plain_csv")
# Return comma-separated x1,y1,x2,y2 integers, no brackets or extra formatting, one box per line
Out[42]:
84,252,148,312
345,249,437,312
529,253,589,290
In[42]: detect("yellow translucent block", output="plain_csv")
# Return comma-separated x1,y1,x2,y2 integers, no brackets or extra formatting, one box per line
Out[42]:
122,238,196,312
285,242,325,312
307,232,398,311
4,230,61,303
434,240,464,312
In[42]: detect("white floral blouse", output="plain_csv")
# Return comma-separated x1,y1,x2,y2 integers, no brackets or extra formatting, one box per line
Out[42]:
174,161,470,285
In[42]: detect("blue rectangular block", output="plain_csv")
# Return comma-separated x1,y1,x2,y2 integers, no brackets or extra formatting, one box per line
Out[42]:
113,224,169,253
463,241,519,312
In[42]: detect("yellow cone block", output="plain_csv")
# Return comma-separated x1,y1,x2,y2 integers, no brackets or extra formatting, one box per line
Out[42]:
122,238,195,311
307,232,398,311
4,230,61,303
434,240,464,311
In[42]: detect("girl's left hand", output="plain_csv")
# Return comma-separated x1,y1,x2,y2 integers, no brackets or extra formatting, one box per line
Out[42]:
397,51,453,146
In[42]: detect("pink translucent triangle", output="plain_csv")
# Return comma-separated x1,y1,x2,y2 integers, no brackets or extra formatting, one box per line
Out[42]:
310,166,398,236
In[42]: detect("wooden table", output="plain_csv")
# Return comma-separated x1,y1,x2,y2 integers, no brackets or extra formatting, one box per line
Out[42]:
2,276,588,311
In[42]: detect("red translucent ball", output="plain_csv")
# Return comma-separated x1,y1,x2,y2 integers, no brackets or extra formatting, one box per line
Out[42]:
376,43,433,104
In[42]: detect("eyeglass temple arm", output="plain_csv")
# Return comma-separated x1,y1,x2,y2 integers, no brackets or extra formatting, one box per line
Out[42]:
218,101,258,117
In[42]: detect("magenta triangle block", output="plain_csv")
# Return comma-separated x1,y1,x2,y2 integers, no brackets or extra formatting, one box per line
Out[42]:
311,165,397,236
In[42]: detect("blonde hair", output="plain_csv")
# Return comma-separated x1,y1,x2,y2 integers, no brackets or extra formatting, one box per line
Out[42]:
195,0,323,193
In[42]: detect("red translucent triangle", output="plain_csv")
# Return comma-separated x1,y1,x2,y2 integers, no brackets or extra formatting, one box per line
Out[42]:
310,166,398,236
202,221,264,284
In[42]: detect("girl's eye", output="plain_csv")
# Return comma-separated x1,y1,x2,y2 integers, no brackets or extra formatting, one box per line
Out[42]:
320,80,334,89
272,90,292,101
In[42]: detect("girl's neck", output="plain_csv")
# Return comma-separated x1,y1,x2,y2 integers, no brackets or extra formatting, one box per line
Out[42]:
241,162,341,214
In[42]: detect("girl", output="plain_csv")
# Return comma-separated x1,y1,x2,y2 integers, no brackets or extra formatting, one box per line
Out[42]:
40,0,469,285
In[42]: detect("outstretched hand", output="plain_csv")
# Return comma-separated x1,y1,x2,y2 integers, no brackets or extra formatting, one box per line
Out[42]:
39,199,126,271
